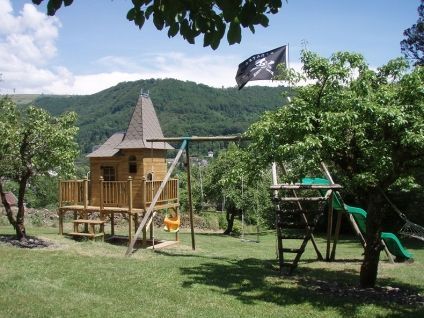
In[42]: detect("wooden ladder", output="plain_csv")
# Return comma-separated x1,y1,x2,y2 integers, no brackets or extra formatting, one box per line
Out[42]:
274,199,324,274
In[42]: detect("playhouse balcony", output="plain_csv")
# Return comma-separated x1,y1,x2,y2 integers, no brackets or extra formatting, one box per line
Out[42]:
58,177,179,238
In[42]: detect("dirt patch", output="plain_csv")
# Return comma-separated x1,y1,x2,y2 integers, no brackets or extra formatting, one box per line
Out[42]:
0,235,52,249
298,278,424,307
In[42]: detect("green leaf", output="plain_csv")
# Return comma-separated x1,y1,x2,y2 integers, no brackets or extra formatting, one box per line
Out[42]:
134,12,145,29
227,21,241,44
127,8,136,21
167,22,179,38
46,0,62,16
153,12,165,30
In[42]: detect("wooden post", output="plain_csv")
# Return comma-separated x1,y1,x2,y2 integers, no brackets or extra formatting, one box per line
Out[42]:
186,142,196,250
348,214,366,246
58,178,63,235
128,176,133,244
382,239,395,264
142,226,147,248
141,177,146,210
126,139,187,256
326,191,334,261
142,177,147,248
83,178,88,232
99,177,104,210
83,178,88,210
175,207,180,242
330,209,343,261
74,179,78,205
58,179,62,208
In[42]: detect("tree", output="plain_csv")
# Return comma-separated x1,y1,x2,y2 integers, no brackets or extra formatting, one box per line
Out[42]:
0,98,79,240
401,1,424,66
31,0,283,49
203,143,273,234
247,51,424,288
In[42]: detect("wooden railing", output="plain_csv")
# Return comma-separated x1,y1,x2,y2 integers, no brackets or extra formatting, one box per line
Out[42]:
59,177,179,210
101,180,128,207
145,178,179,206
59,179,86,206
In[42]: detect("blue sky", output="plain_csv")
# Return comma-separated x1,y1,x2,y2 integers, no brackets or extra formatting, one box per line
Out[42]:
0,0,419,94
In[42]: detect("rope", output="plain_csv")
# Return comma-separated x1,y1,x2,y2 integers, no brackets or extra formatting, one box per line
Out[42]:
399,220,424,242
379,187,424,241
378,187,408,221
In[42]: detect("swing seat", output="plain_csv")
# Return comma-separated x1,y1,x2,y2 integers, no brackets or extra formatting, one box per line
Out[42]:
164,214,180,232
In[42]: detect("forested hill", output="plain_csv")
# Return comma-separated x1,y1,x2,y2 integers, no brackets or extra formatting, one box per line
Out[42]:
33,79,287,154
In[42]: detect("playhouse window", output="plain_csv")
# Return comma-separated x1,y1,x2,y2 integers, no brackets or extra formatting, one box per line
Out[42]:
101,166,116,181
128,155,137,173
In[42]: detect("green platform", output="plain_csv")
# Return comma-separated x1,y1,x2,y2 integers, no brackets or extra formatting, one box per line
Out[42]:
301,177,413,260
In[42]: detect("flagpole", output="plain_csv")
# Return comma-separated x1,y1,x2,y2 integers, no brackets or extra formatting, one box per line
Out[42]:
287,42,290,70
287,43,292,103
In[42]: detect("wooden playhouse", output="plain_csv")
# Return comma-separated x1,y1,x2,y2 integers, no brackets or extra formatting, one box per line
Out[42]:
58,91,179,246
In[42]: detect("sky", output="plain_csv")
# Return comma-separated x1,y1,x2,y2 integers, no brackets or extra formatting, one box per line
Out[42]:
0,0,420,95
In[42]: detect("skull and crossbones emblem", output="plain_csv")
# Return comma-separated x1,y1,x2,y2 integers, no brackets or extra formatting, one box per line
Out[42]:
250,58,275,77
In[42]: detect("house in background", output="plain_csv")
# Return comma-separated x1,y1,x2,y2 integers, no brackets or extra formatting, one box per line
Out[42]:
58,91,179,244
0,192,17,208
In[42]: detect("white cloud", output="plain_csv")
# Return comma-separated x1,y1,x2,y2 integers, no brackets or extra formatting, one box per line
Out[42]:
0,0,64,94
0,0,296,95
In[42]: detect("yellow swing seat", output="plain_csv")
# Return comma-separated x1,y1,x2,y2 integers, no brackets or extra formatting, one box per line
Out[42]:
164,214,180,233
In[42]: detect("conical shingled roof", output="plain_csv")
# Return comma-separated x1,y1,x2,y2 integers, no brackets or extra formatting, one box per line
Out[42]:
87,132,125,157
117,94,173,150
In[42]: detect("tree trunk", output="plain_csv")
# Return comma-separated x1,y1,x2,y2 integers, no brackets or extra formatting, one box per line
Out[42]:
0,181,17,229
360,189,384,288
223,209,235,235
223,201,237,235
15,174,30,240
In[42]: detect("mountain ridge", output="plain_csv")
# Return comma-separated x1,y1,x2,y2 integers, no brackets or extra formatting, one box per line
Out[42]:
31,78,287,154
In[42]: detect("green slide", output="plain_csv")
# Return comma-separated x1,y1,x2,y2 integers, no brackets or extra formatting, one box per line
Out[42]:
301,177,413,260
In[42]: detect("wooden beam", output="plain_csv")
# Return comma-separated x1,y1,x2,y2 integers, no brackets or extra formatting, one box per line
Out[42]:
278,197,327,202
147,135,246,143
125,139,187,256
271,184,343,190
326,191,334,261
83,178,88,210
330,210,343,261
186,142,196,250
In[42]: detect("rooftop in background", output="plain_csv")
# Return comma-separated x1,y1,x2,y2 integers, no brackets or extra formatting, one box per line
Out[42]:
1,192,17,207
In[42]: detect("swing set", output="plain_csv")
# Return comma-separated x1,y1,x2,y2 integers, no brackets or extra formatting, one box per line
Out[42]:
126,135,244,255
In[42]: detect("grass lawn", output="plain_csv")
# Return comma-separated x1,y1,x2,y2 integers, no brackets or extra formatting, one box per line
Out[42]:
0,224,423,318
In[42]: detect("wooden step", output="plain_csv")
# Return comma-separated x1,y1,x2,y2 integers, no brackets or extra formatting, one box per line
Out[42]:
68,232,104,238
281,234,307,240
73,219,105,225
278,222,308,230
281,248,304,253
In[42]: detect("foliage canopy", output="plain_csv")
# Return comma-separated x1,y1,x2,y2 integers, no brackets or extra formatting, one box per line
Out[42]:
0,97,79,239
32,0,284,49
401,0,424,66
247,50,424,287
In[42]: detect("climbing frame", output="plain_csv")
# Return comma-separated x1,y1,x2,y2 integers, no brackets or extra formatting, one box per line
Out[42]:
271,182,343,275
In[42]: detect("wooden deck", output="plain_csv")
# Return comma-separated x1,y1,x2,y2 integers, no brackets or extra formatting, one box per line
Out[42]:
58,177,179,245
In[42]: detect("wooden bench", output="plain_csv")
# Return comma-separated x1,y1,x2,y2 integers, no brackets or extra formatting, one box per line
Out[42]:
69,219,105,240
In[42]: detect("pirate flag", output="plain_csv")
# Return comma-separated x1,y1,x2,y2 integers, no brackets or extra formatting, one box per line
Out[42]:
235,45,287,90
